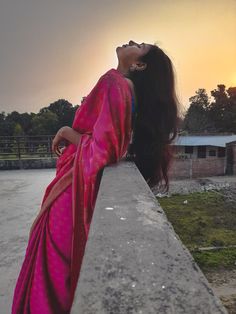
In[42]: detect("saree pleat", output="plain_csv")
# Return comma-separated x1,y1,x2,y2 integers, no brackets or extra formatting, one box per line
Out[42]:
12,185,73,313
12,68,133,313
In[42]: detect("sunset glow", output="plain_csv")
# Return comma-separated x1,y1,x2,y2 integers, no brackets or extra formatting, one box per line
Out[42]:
0,0,235,115
232,73,236,87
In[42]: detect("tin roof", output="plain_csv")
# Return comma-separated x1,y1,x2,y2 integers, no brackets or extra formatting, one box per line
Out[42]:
172,135,236,147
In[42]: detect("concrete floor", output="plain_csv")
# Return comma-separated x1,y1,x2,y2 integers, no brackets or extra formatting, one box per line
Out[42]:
0,169,55,313
1,170,235,313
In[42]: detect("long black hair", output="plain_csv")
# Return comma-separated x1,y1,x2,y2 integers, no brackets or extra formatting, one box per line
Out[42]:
127,44,179,192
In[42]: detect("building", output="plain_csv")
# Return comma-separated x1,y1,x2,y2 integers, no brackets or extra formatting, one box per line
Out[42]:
169,134,236,179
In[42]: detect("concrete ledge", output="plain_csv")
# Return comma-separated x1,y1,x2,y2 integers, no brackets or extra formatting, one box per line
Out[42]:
0,158,56,170
71,161,226,314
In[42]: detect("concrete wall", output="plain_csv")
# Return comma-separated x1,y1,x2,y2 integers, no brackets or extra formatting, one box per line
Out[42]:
0,158,56,170
71,161,226,314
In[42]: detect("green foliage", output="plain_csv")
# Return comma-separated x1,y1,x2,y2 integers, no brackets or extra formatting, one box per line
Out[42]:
183,85,236,133
39,99,79,130
13,123,24,136
31,111,59,135
212,86,236,132
183,89,213,132
0,99,80,136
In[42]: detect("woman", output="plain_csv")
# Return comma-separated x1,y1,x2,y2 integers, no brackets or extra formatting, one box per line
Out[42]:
12,40,179,313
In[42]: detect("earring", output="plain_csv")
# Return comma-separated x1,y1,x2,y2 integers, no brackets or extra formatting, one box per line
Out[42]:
129,65,137,72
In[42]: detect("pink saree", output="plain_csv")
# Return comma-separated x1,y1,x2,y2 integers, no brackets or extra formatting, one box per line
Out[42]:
12,68,132,313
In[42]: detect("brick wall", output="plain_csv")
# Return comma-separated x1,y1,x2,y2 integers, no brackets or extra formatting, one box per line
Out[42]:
192,158,225,177
226,141,236,175
168,159,191,179
169,157,226,180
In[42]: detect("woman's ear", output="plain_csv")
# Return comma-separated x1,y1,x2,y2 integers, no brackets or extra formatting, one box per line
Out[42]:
137,62,147,71
130,62,147,72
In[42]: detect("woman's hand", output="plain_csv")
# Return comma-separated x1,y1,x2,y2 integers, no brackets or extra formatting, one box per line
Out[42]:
52,127,68,157
52,126,82,156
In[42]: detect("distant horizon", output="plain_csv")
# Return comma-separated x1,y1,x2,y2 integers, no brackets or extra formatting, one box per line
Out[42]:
0,97,81,115
0,0,235,115
1,81,233,118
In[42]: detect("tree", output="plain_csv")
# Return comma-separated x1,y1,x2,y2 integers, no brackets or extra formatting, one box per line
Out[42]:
39,99,78,130
0,98,80,136
13,123,24,136
207,85,236,133
208,85,229,132
0,112,7,135
19,113,34,134
3,111,21,135
183,89,214,133
225,87,236,132
31,111,59,135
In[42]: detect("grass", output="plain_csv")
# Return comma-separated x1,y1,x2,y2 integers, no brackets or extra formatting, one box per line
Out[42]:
157,191,236,269
192,248,236,270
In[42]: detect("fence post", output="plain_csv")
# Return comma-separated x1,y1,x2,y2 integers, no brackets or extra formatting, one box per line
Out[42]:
16,137,21,160
190,158,192,179
16,137,23,169
49,136,53,158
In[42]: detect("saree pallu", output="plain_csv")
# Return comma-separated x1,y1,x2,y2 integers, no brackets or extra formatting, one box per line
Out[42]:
12,68,132,313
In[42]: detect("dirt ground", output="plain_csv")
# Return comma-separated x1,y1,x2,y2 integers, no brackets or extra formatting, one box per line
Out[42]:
205,269,236,313
152,174,236,197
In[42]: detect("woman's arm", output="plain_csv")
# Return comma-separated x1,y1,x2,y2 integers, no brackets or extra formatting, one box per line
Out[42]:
52,126,82,156
60,126,82,145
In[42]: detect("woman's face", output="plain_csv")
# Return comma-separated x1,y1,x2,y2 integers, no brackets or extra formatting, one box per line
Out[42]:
116,40,152,67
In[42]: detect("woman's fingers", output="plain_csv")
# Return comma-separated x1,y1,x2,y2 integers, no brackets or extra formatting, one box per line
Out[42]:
53,144,61,156
60,146,66,155
52,135,61,156
51,128,67,156
51,137,56,153
56,146,62,156
53,143,64,157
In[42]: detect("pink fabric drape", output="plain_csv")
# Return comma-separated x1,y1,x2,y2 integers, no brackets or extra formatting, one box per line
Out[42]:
12,68,132,313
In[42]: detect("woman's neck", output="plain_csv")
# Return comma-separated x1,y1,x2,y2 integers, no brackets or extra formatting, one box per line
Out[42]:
115,65,136,101
116,64,129,78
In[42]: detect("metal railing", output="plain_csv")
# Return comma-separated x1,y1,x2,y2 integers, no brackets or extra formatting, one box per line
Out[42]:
0,135,55,160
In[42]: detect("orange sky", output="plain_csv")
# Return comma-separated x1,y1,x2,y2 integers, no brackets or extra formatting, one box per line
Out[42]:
0,0,235,115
